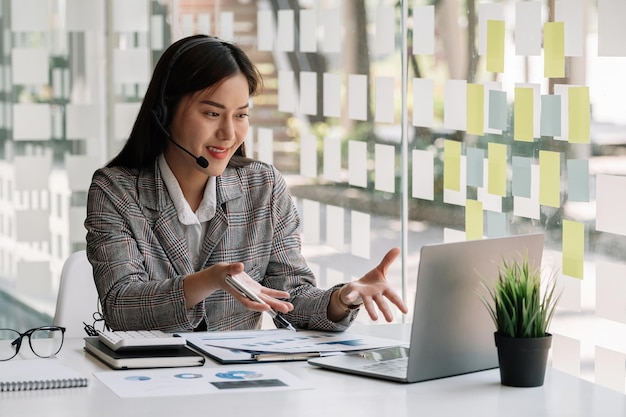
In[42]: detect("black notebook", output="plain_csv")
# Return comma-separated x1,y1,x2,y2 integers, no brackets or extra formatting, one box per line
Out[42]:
0,358,89,391
84,337,205,370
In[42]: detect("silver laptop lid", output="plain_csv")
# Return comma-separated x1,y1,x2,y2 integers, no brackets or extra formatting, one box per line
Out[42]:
406,233,545,382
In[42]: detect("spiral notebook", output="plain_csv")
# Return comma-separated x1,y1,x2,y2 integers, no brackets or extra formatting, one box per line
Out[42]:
0,358,89,391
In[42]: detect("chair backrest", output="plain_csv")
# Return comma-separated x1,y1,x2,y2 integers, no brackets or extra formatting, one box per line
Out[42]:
53,250,101,338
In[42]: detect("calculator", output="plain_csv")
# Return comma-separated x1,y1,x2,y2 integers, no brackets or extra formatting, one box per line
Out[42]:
97,330,187,351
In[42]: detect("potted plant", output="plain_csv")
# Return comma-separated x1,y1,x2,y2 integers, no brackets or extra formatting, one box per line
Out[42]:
478,251,562,387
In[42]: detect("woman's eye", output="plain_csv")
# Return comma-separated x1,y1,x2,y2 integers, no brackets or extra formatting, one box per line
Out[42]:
237,113,249,119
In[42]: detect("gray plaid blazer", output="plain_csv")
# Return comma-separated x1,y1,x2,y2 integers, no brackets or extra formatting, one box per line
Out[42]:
85,160,355,332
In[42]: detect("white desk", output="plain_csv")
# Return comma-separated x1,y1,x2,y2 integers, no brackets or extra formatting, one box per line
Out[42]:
1,325,624,417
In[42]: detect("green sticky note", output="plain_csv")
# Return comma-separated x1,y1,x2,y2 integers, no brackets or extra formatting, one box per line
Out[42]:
568,87,591,144
514,87,534,142
540,95,561,137
465,199,483,241
444,140,462,191
562,220,584,279
486,20,505,73
539,150,561,208
489,90,507,131
467,83,484,136
544,22,565,78
488,143,507,197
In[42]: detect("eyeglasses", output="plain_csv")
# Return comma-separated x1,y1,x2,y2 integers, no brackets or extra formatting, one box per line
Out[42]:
0,326,66,361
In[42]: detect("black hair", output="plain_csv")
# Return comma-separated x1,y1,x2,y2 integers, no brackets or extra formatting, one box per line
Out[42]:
107,35,263,169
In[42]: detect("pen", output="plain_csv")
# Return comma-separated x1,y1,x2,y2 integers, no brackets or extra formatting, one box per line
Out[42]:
225,273,297,332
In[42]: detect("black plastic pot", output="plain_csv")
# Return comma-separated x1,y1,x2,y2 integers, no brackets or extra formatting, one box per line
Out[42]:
494,332,552,387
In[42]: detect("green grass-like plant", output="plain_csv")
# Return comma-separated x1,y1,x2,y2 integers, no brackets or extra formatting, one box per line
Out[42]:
479,252,562,338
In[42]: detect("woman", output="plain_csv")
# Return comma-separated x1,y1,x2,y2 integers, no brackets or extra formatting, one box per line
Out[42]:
85,34,408,332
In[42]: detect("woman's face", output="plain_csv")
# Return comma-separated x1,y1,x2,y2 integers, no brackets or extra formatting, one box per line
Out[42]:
166,73,250,178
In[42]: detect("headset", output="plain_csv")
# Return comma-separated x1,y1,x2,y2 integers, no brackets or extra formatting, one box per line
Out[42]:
152,36,222,169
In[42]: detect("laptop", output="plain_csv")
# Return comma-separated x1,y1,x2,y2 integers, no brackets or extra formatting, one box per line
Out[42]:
308,233,545,383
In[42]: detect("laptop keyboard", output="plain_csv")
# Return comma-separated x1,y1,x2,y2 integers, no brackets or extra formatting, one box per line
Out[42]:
360,357,408,378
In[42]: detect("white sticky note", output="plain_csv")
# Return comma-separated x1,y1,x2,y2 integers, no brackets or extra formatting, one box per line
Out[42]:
65,155,99,192
375,76,395,123
412,78,434,127
559,273,582,311
443,155,467,206
257,10,274,51
374,144,395,193
114,102,140,141
412,149,434,201
302,199,320,244
219,12,234,41
15,155,51,190
66,0,104,32
112,0,148,32
443,80,467,131
477,163,503,212
374,6,395,54
515,1,542,56
348,140,367,188
598,0,626,56
66,105,100,139
326,205,345,251
552,334,581,376
16,210,50,242
300,9,317,53
300,133,317,178
348,74,368,121
555,0,584,57
13,103,51,141
113,48,150,84
277,10,295,52
11,48,49,85
513,164,540,220
412,4,434,55
11,0,49,31
197,14,211,35
351,211,370,259
478,3,505,55
596,261,626,322
256,128,273,165
299,71,317,116
596,174,626,236
278,70,295,113
323,73,341,118
595,347,626,393
323,9,341,53
323,136,342,182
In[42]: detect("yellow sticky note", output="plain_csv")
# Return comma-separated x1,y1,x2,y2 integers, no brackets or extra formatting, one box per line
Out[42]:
514,87,534,142
544,22,565,78
569,87,591,144
443,140,462,191
467,83,484,136
539,150,560,208
465,199,483,241
488,143,507,196
486,20,505,73
562,220,584,279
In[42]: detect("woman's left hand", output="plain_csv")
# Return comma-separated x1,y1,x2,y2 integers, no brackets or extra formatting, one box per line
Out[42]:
337,247,409,322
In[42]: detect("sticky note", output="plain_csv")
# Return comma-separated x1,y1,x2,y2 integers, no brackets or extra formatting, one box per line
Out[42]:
375,76,395,123
412,5,435,55
278,70,295,113
486,20,505,72
413,78,434,127
544,22,565,78
539,150,561,208
555,0,584,57
467,84,484,136
479,3,505,55
299,72,317,116
412,149,434,201
374,143,395,193
348,74,367,121
466,147,485,188
568,87,590,144
514,164,540,220
444,80,467,131
540,95,562,137
443,140,462,192
348,140,367,188
596,174,626,236
465,199,483,241
257,10,273,51
562,220,584,279
323,136,341,182
567,159,589,202
515,1,542,56
351,211,370,259
326,205,345,251
300,10,317,53
323,73,341,118
302,199,320,244
595,261,626,323
487,143,507,196
598,0,626,56
486,211,507,238
488,90,507,131
514,87,534,142
374,6,395,54
323,8,341,53
300,134,317,178
277,10,294,52
512,156,532,198
12,48,49,85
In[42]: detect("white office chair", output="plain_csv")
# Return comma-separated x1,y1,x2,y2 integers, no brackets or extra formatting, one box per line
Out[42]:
53,250,102,338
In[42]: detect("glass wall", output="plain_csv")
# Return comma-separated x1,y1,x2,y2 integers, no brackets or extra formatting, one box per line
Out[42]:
1,0,625,393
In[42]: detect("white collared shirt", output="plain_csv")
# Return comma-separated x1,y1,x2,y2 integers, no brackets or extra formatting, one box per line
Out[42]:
158,154,216,270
